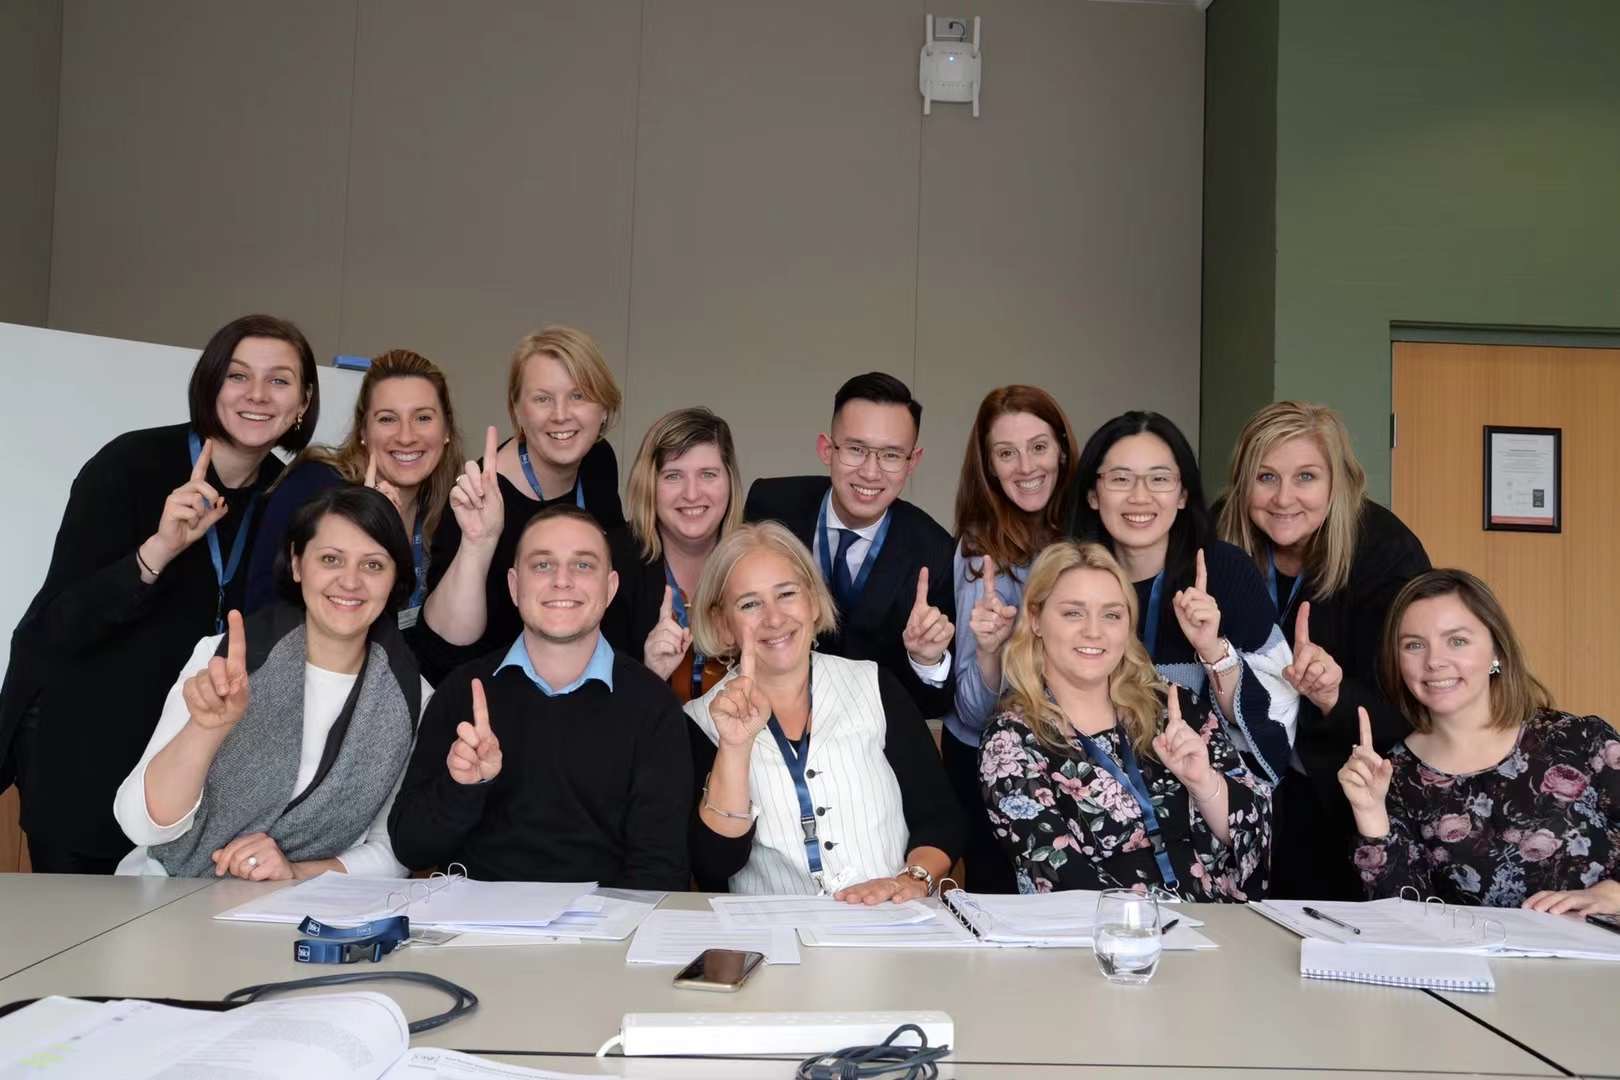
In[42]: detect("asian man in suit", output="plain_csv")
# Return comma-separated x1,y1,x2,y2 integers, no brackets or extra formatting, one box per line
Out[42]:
743,373,956,719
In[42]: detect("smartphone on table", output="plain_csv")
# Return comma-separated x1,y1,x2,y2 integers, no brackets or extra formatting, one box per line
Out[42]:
1586,913,1620,936
672,948,765,992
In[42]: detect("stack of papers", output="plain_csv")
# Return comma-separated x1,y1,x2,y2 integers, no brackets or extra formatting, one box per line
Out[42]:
625,909,801,965
943,889,1214,950
1254,897,1620,960
214,871,601,935
708,894,934,929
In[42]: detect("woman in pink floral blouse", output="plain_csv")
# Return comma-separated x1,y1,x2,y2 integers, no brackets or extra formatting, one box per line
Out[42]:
978,541,1272,898
1341,569,1620,914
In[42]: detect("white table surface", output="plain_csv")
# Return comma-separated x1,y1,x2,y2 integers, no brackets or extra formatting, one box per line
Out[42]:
0,879,1562,1075
1439,954,1620,1078
0,872,217,980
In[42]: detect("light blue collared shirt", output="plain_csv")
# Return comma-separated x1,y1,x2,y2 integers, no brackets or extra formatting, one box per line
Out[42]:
495,632,616,696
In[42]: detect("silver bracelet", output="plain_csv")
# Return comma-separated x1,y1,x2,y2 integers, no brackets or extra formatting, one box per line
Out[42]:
1192,775,1224,803
701,777,752,821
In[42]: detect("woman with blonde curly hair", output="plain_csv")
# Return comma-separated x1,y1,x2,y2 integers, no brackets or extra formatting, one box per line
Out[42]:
979,540,1272,898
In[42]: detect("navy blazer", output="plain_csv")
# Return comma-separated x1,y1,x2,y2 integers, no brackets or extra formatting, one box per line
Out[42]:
743,476,956,720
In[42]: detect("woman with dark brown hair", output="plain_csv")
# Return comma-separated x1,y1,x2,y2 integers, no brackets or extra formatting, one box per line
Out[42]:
943,385,1079,891
0,314,318,872
1343,569,1619,913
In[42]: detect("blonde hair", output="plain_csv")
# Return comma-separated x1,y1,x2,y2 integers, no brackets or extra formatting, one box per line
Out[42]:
1002,541,1166,759
506,326,622,437
1218,401,1367,599
299,349,463,545
625,408,745,563
690,522,839,661
1380,569,1553,734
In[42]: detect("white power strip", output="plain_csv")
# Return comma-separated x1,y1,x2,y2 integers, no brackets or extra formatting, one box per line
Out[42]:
618,1010,954,1057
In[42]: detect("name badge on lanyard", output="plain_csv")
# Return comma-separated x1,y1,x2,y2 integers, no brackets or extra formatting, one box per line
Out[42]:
1140,571,1166,657
518,440,587,509
187,431,259,634
815,492,891,601
763,663,824,886
1266,551,1304,621
663,562,705,701
1074,725,1181,892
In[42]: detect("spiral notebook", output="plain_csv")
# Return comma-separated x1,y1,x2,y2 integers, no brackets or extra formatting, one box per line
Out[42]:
1301,939,1495,992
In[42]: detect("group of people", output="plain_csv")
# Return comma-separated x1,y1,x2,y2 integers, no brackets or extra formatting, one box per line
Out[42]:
1,312,1615,919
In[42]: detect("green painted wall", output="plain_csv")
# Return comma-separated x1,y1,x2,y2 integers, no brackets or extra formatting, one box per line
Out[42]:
1200,0,1278,487
1271,0,1620,502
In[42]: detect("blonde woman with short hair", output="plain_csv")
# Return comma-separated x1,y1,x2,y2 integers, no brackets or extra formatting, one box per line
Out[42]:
1217,401,1429,900
1343,569,1619,914
684,523,962,898
980,541,1272,898
600,407,744,703
419,327,625,677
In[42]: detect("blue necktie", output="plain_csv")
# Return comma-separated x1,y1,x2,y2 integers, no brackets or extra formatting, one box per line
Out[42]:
830,528,860,609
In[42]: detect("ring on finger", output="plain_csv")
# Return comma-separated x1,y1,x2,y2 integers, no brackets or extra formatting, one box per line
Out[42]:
246,855,258,869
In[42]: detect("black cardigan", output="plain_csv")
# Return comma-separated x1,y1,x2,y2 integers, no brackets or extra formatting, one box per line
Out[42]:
410,438,623,683
0,423,282,861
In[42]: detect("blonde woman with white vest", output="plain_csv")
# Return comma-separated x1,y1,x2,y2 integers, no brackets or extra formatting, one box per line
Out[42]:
684,522,962,899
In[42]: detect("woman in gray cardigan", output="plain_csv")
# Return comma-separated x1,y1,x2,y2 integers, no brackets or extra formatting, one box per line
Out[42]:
113,485,427,879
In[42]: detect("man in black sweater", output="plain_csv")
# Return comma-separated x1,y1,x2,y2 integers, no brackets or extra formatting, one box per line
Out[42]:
390,506,691,888
744,373,956,720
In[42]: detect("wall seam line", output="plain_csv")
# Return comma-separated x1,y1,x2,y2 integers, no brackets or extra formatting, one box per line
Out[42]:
619,0,649,437
334,0,362,351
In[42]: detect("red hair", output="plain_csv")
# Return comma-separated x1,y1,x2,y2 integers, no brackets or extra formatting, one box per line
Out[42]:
953,385,1079,575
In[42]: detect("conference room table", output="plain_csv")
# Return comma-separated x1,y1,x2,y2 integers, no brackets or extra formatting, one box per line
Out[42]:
0,873,213,980
0,875,1607,1077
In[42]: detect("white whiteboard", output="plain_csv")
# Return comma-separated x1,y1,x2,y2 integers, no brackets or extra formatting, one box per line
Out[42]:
0,322,362,681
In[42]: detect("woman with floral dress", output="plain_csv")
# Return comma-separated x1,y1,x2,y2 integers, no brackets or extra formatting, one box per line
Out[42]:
979,540,1272,898
1342,569,1620,914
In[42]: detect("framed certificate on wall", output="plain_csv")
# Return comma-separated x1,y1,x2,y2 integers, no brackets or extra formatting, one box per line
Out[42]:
1484,426,1561,533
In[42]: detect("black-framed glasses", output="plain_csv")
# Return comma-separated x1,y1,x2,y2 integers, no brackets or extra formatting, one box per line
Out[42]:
831,440,913,474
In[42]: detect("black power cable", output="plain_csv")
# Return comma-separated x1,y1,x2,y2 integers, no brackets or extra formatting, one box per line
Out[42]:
223,971,478,1035
795,1023,952,1080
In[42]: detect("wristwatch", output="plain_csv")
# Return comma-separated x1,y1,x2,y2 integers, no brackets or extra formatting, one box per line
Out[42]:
1201,638,1238,676
899,864,936,895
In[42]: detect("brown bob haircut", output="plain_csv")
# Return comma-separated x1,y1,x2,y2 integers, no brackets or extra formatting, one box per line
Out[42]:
187,313,319,452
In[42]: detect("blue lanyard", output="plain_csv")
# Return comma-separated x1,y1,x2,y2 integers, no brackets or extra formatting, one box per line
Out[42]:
815,492,891,602
764,663,822,878
408,513,427,608
293,915,409,964
1266,550,1304,620
187,431,260,634
663,561,706,701
1073,726,1180,891
518,439,587,508
1140,571,1166,656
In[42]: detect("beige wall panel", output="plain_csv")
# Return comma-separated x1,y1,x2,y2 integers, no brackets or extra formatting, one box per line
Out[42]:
0,0,61,327
914,0,1205,524
625,0,924,494
340,0,643,449
48,0,355,350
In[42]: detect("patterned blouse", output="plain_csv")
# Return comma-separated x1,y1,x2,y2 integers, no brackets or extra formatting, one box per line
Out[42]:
979,686,1273,900
1354,710,1620,907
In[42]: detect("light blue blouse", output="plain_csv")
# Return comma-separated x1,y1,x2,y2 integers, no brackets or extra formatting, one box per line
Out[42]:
943,539,1029,748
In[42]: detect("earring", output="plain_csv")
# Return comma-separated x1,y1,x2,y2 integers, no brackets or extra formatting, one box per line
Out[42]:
293,413,304,432
1489,658,1502,677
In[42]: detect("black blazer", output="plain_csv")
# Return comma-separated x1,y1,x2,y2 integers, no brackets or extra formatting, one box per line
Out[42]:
744,476,956,720
600,525,665,661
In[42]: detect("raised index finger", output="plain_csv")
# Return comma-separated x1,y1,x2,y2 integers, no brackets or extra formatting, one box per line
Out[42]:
1294,601,1312,649
224,609,247,677
482,425,499,479
913,567,930,611
738,633,757,681
471,677,492,736
191,437,213,483
365,451,378,487
1194,548,1208,593
976,555,998,607
1357,706,1373,750
1166,684,1184,728
659,584,674,622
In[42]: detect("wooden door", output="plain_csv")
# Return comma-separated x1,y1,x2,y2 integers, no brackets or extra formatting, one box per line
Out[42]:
1392,341,1620,720
0,788,30,872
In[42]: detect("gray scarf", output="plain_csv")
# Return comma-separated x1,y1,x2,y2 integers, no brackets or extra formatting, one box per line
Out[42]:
152,603,420,878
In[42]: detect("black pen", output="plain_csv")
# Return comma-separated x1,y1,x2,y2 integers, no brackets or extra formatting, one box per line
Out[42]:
1303,906,1361,935
1162,918,1180,934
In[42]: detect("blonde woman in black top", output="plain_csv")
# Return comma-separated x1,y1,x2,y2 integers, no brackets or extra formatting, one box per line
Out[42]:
1217,401,1429,899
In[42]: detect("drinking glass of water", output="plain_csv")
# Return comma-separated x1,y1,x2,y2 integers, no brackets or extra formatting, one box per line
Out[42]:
1094,888,1162,984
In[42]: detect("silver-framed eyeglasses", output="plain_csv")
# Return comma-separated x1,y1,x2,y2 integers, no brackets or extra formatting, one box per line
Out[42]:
831,440,914,474
1099,468,1180,494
